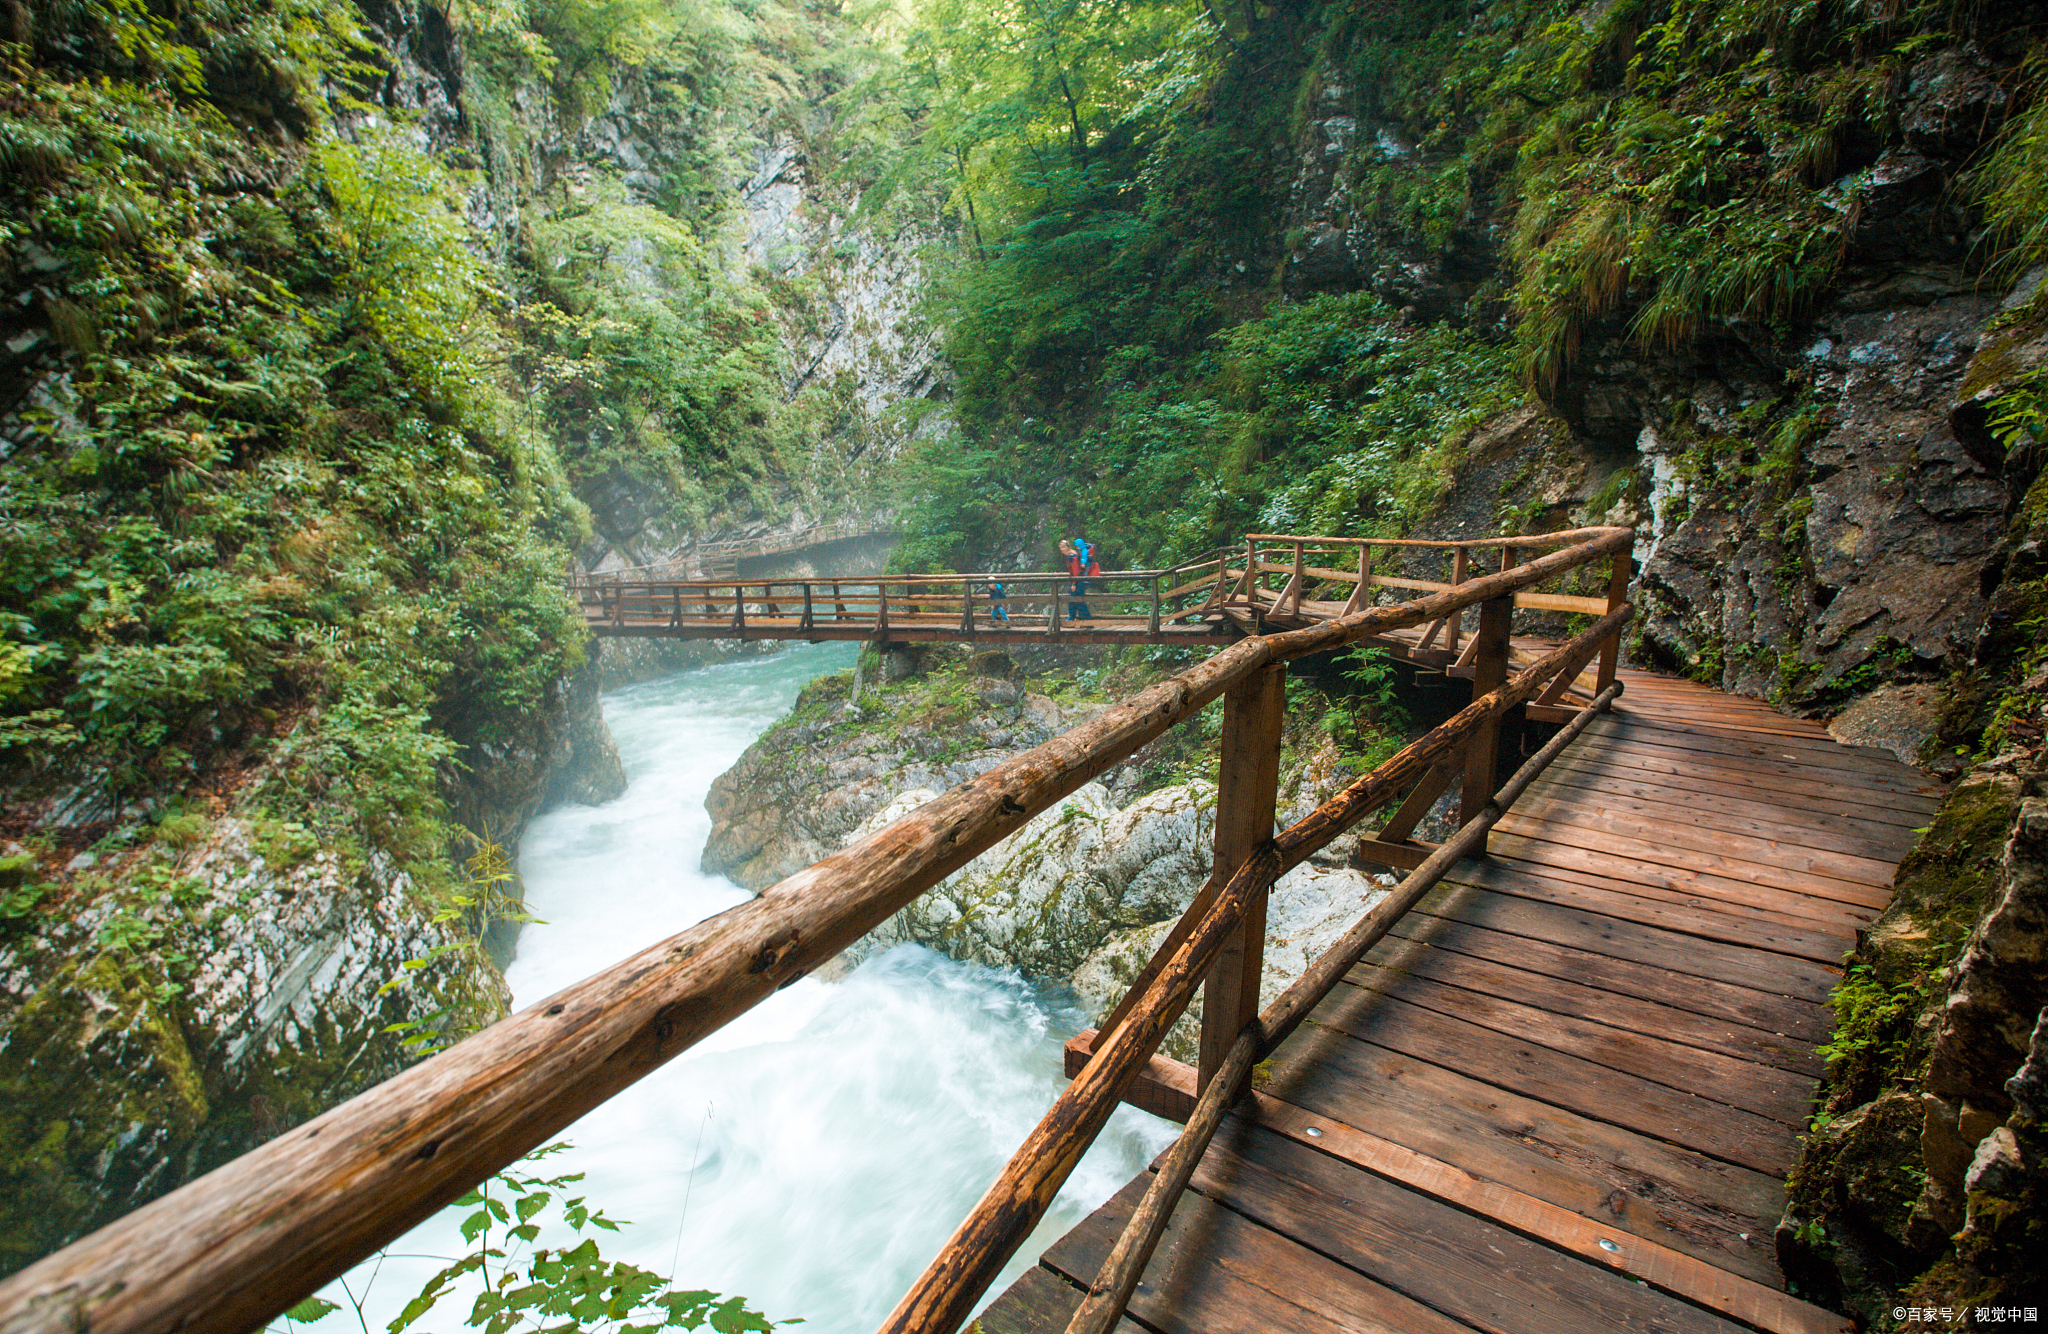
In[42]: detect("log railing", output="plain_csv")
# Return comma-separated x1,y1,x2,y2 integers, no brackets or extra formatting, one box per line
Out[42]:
0,529,1634,1334
874,602,1633,1334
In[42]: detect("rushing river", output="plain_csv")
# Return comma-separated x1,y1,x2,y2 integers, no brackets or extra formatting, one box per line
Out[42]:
318,642,1175,1331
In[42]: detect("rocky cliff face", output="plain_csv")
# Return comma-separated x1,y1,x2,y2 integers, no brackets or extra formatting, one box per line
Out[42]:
1266,30,2048,1315
1279,42,2028,740
0,819,504,1271
0,640,625,1270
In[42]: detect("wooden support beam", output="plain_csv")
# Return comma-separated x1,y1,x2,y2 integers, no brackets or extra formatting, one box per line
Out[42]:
1278,542,1305,617
1460,587,1515,828
1378,754,1461,845
1147,575,1161,636
1063,1031,1195,1123
1446,547,1469,655
1198,662,1284,1093
1598,546,1631,693
1340,544,1371,615
1349,836,1439,871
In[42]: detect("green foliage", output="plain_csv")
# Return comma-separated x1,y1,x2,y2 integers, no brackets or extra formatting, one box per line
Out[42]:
315,128,498,418
0,0,601,885
0,854,54,930
301,1146,783,1334
1816,960,1943,1069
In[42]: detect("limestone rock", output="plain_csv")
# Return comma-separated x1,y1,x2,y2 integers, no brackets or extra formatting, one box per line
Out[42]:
0,819,502,1272
1829,683,1945,767
839,778,1389,1053
702,669,1097,891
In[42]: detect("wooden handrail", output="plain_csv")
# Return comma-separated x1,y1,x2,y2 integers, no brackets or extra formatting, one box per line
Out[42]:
0,530,1632,1334
874,603,1633,1334
1062,679,1627,1334
1244,525,1624,549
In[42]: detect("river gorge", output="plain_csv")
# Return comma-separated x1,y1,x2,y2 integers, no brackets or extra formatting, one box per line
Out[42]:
315,644,1176,1331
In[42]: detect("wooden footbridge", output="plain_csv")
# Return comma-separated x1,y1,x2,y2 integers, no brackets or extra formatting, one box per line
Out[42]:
0,527,1935,1334
576,535,1628,724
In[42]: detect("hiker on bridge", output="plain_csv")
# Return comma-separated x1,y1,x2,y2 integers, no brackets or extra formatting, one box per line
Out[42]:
1062,538,1099,621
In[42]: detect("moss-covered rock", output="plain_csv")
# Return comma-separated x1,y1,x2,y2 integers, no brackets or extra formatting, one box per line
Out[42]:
0,820,506,1275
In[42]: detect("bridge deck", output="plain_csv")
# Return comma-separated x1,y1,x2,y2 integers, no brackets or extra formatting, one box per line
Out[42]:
980,667,1937,1334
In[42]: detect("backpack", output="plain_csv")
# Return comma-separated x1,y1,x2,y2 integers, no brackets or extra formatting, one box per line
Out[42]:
1072,538,1093,568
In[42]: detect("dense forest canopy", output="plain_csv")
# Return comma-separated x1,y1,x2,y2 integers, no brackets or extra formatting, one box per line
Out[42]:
874,0,2048,572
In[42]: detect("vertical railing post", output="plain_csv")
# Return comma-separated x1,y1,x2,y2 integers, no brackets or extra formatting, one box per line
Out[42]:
1341,542,1371,615
1198,661,1285,1093
1446,546,1470,655
1050,575,1062,638
1459,553,1515,829
1597,545,1630,693
800,583,814,632
1148,574,1161,636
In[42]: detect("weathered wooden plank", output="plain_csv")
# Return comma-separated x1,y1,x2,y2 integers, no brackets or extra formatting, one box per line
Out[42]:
1305,986,1800,1173
1235,1097,1844,1334
1525,766,1925,860
1606,700,1842,739
1364,928,1827,1074
1039,1176,1478,1334
1342,961,1817,1122
1493,808,1897,904
1542,751,1935,828
1190,1122,1761,1334
1485,827,1886,923
1385,903,1834,1042
1261,1025,1787,1283
1407,881,1843,1005
1510,785,1908,884
974,1265,1150,1334
1443,858,1854,963
1582,717,1940,790
1066,1034,1801,1302
1561,742,1943,810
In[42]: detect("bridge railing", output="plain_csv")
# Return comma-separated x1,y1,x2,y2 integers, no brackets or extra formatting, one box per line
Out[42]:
0,529,1634,1334
569,547,1240,638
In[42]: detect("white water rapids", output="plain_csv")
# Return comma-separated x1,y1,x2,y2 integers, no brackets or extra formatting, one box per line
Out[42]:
318,642,1175,1332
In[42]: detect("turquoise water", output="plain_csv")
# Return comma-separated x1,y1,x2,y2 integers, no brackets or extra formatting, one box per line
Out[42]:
318,643,1173,1331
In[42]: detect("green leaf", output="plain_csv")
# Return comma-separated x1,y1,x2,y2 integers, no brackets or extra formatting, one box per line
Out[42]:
283,1297,340,1323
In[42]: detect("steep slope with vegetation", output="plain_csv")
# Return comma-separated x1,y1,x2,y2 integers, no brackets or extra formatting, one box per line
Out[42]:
0,0,909,1274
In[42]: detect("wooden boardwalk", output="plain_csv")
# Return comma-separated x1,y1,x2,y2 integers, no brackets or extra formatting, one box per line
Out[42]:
983,667,1938,1334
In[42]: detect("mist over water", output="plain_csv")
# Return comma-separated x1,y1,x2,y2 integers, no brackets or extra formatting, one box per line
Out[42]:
322,642,1174,1332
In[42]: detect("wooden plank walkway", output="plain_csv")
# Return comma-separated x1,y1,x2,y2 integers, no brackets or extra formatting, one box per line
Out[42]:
980,666,1940,1334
